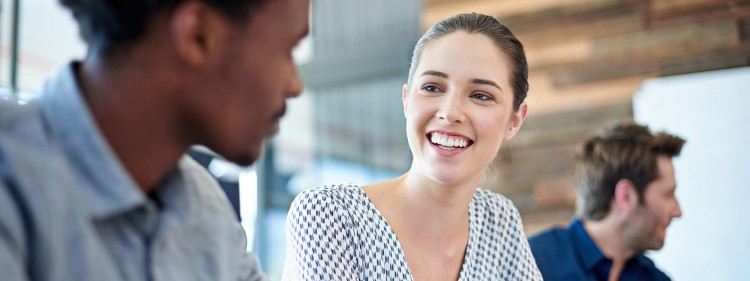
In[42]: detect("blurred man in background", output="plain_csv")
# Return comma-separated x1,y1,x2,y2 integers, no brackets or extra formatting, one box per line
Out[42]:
529,123,685,281
0,0,309,280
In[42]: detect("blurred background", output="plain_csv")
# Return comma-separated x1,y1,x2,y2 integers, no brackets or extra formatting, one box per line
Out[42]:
1,0,748,280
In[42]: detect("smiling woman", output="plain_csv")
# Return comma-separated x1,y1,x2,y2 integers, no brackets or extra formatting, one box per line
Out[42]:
404,30,524,187
283,13,542,281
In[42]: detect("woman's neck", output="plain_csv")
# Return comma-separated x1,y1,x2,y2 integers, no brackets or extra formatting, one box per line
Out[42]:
400,171,477,217
365,170,477,233
362,172,473,281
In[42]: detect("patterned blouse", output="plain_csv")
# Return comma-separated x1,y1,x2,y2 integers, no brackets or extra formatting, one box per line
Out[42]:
282,183,542,280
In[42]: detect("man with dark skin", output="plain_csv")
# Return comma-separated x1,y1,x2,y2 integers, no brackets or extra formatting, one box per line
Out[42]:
0,0,310,280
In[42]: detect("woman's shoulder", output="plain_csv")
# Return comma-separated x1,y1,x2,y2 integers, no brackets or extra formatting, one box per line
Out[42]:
286,183,381,246
290,183,370,213
294,182,365,200
470,188,530,246
473,188,517,212
471,187,525,229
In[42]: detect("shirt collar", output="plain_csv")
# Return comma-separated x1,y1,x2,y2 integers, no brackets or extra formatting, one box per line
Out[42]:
631,252,654,268
38,61,146,218
568,219,608,270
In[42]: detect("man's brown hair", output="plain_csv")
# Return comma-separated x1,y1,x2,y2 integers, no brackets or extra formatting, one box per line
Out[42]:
575,123,686,221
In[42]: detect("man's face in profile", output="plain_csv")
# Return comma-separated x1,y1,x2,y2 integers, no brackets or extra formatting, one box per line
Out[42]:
624,155,683,251
197,0,310,166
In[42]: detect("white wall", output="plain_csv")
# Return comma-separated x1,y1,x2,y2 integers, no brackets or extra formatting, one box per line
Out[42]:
633,67,750,281
0,0,85,93
17,0,85,91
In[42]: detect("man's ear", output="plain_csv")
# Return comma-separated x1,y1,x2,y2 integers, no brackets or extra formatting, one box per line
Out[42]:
169,1,229,67
504,102,528,140
614,178,639,214
402,84,409,117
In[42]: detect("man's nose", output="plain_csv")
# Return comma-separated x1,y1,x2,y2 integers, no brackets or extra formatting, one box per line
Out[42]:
672,198,683,218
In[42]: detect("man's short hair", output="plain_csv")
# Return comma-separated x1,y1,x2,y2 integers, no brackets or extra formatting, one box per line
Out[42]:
59,0,268,56
575,123,685,221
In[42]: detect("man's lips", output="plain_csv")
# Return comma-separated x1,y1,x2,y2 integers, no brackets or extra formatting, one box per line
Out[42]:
274,104,287,120
267,104,287,134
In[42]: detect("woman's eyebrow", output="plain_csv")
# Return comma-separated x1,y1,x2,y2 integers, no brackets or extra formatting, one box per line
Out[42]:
420,70,503,92
420,70,448,78
471,78,503,92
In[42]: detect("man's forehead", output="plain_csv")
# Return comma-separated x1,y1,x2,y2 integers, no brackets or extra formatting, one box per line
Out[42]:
653,155,676,189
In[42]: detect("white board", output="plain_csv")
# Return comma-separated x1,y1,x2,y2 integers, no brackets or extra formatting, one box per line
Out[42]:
633,67,750,281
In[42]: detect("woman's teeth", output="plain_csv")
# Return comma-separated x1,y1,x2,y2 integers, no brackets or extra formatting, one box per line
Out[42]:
430,132,469,148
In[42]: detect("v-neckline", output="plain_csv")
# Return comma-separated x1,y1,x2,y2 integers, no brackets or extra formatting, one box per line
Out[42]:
355,186,478,281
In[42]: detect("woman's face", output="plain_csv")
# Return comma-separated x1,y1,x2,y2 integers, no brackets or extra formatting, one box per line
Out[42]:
404,31,527,186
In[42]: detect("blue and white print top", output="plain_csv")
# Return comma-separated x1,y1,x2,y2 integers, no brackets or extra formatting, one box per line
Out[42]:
282,183,542,280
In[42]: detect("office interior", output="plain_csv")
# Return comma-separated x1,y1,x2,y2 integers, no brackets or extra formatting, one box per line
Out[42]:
1,0,748,279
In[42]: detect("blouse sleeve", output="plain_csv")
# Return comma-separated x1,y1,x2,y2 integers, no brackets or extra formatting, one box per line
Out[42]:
507,203,544,280
282,189,359,281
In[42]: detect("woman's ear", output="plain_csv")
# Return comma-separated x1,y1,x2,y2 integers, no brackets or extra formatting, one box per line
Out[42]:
504,102,527,140
402,84,409,117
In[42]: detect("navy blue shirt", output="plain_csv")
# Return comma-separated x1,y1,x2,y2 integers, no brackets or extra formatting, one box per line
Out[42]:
528,219,671,281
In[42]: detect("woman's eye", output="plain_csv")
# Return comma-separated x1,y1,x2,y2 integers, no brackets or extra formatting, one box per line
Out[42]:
472,92,493,101
422,85,440,92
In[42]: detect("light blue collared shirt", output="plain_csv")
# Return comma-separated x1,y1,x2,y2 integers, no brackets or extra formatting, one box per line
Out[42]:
0,62,264,281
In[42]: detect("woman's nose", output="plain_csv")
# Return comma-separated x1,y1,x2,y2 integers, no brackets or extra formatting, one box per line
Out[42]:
436,92,466,123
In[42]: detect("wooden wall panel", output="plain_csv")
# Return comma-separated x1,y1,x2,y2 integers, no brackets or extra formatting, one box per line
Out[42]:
481,101,633,232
